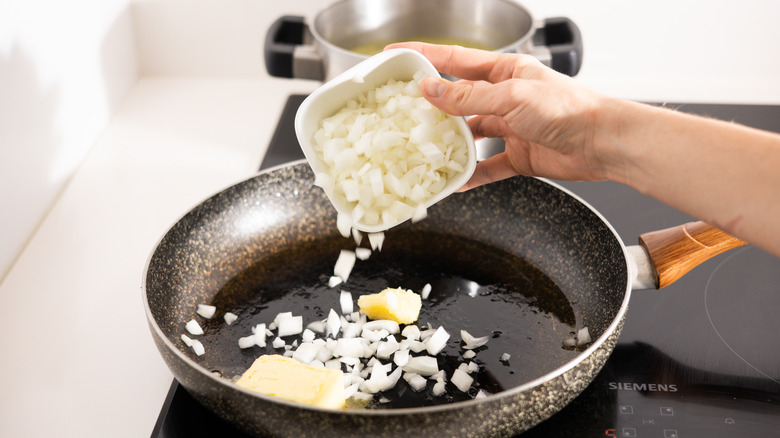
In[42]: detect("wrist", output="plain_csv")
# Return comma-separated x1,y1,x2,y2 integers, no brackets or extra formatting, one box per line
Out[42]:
589,96,658,187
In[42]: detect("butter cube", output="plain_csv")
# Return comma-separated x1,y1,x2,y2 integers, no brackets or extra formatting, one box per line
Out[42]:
236,355,345,409
357,287,422,324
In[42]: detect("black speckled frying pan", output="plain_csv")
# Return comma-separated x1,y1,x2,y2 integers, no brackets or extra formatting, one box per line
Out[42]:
143,161,744,437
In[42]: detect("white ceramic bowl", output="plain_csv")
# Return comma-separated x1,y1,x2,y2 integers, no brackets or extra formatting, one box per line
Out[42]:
294,48,477,233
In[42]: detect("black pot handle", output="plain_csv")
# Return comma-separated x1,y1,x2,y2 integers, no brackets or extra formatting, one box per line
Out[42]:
265,15,306,78
536,17,583,77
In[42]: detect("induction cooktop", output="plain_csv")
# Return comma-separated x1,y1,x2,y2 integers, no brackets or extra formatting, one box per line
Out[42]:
151,96,780,438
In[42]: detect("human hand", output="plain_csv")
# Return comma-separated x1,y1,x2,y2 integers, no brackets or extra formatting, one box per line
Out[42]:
385,42,612,190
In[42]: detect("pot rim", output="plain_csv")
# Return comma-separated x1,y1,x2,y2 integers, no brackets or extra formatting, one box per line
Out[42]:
308,0,540,61
141,160,633,417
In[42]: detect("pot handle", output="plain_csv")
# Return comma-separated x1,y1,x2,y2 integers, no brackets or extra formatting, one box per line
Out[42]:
637,221,748,289
264,15,324,80
534,17,583,77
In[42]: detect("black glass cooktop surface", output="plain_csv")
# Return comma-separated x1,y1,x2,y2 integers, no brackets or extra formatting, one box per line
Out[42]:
152,96,780,438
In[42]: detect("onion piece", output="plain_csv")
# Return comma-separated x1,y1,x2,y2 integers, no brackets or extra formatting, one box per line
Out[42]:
367,232,384,251
420,283,432,300
362,320,400,334
326,309,342,338
475,389,488,399
403,356,439,376
577,327,592,346
461,330,489,350
238,336,255,349
253,323,267,347
425,326,450,356
196,304,216,319
328,276,343,287
462,350,476,360
302,329,316,343
340,291,354,315
432,380,446,396
405,373,428,392
223,312,238,325
500,353,511,363
292,342,319,364
355,247,372,261
334,250,356,282
272,337,285,349
277,315,303,337
190,340,205,356
451,367,473,392
336,212,352,238
180,334,193,347
185,320,203,336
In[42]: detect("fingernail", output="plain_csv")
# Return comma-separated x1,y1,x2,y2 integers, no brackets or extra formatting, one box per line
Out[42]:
424,78,446,98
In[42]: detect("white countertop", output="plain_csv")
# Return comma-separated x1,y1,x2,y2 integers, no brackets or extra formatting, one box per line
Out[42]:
0,76,319,437
2,1,779,436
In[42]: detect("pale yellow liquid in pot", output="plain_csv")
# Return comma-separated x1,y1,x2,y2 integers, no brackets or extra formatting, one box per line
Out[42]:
348,37,498,56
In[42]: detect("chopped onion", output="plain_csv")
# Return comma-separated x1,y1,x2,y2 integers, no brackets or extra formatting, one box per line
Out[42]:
451,367,473,392
461,330,489,350
334,337,365,358
355,247,372,261
403,356,439,376
421,283,432,300
340,291,354,314
577,327,592,346
185,320,203,336
326,309,342,338
367,232,384,251
462,350,476,360
405,373,428,392
302,329,316,343
180,334,193,347
307,320,326,334
362,320,400,334
401,325,421,341
292,342,319,364
310,75,470,231
223,312,238,325
272,337,285,349
425,326,450,356
190,339,205,356
238,336,255,349
253,323,267,347
334,250,356,282
196,304,216,319
500,353,511,363
432,380,446,396
277,315,303,337
475,389,488,399
562,337,577,347
336,212,352,238
328,276,343,287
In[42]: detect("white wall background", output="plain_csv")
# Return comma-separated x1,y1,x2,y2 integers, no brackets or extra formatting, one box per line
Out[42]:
0,0,138,280
1,0,779,280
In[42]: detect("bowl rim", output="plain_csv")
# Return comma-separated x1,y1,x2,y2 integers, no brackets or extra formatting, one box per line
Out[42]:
293,48,477,233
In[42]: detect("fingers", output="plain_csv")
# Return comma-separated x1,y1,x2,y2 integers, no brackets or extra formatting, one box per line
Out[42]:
457,153,522,192
420,76,527,119
385,42,539,82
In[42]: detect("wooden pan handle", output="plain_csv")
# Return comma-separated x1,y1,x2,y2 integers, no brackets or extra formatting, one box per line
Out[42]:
638,221,748,289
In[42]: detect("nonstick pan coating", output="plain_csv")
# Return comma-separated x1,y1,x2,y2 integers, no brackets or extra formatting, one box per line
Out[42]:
144,161,630,437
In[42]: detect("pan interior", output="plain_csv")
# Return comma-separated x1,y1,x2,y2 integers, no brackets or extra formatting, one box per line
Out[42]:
145,163,628,411
192,227,582,408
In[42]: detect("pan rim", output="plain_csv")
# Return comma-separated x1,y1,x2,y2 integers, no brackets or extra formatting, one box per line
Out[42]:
141,161,634,416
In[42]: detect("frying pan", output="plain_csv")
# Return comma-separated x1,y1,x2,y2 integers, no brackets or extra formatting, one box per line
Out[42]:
143,161,744,437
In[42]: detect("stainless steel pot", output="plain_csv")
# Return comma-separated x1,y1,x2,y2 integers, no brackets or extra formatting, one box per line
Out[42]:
265,0,583,81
